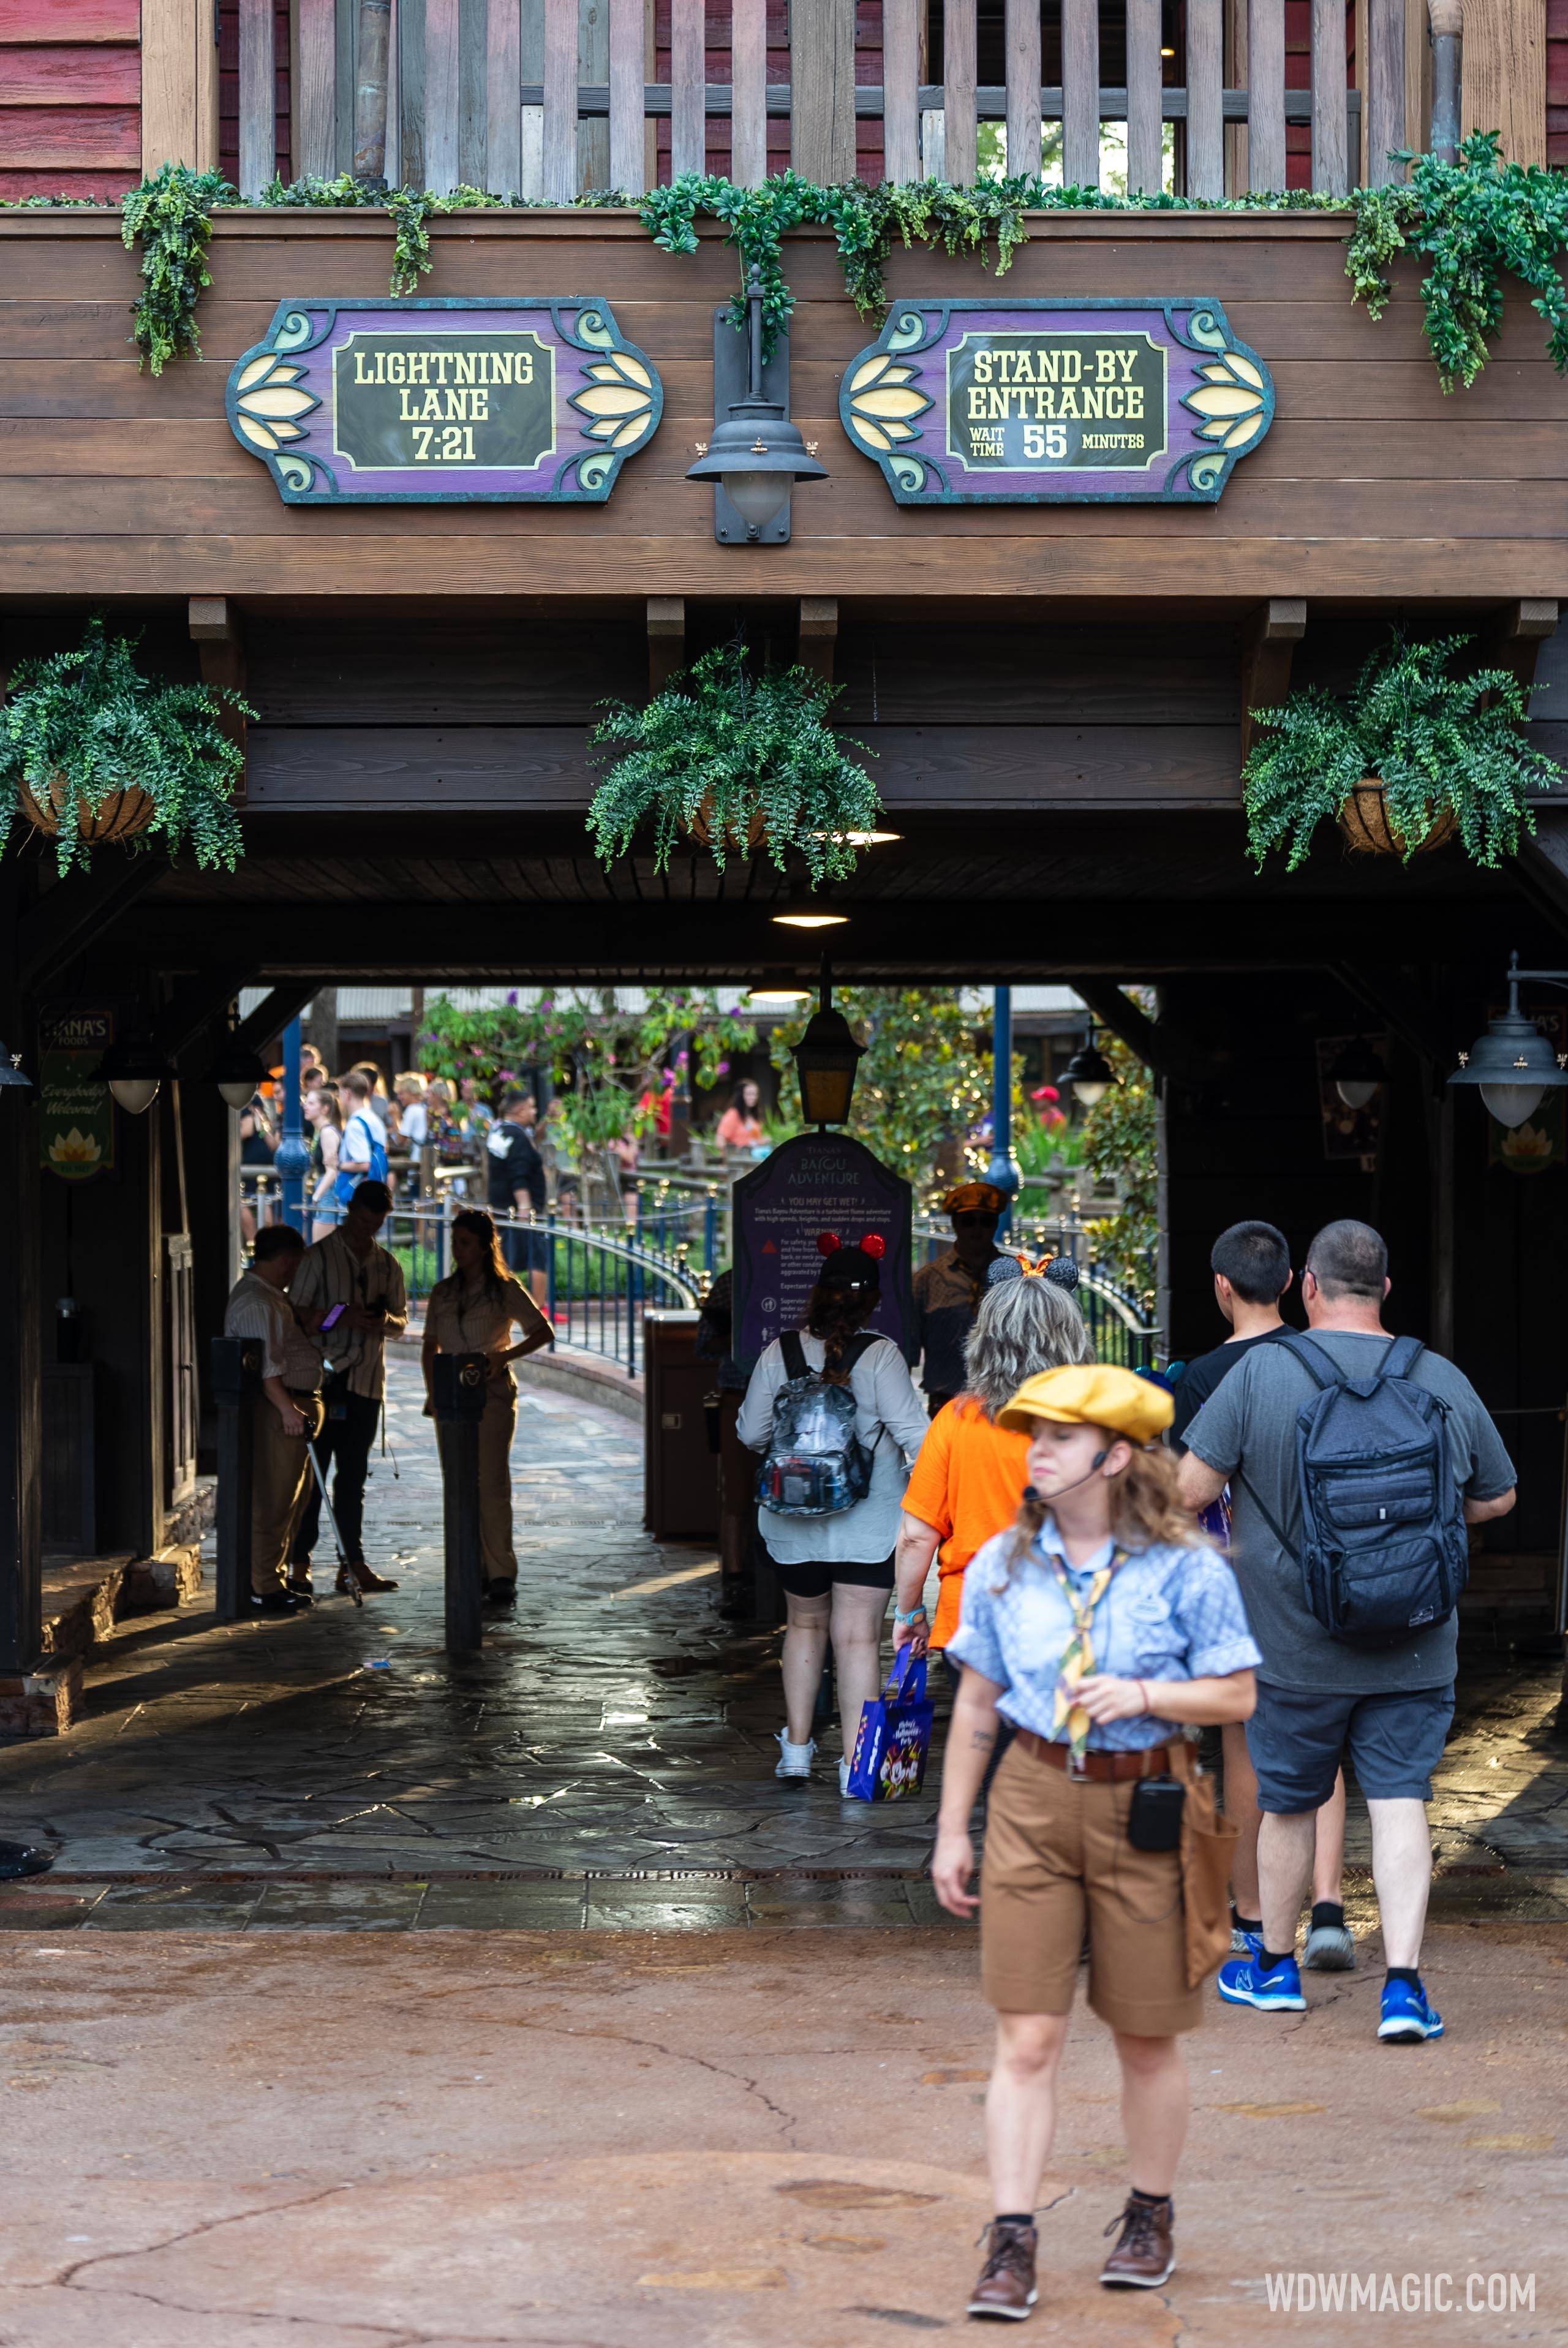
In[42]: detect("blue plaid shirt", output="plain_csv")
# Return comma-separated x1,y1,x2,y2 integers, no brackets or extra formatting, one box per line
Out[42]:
944,1520,1262,1750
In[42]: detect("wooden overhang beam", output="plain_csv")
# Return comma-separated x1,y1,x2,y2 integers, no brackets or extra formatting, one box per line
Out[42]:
108,898,1543,979
1060,978,1230,1090
1492,602,1568,946
1331,962,1453,1072
157,965,258,1066
1238,598,1307,768
234,980,329,1055
16,859,168,992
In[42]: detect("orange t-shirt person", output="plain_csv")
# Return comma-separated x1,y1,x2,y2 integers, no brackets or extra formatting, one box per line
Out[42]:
900,1397,1032,1649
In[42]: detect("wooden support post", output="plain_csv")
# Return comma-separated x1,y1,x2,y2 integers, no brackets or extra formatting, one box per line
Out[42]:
647,596,685,695
670,0,706,177
1186,0,1224,196
1461,0,1547,164
797,598,838,685
0,931,40,1677
1062,0,1101,187
1126,0,1164,191
942,0,978,185
141,0,221,176
791,0,856,182
1366,0,1407,182
543,0,579,200
1311,0,1351,190
211,1336,260,1623
190,597,248,807
237,0,276,198
883,0,921,179
729,0,769,187
1489,598,1559,693
432,1352,487,1652
1239,597,1306,768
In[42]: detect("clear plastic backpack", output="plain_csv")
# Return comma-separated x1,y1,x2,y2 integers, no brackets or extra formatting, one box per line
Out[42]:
755,1331,880,1517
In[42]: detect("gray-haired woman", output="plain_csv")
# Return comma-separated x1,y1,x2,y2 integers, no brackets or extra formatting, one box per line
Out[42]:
893,1258,1093,1661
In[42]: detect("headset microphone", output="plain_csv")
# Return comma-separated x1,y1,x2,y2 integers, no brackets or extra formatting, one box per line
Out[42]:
1090,1449,1108,1470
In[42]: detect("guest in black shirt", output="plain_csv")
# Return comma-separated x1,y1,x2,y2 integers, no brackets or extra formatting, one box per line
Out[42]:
485,1089,549,1312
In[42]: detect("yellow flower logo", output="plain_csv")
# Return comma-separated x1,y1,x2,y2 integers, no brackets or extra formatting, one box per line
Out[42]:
1182,350,1270,454
570,350,657,451
48,1127,102,1168
843,352,933,455
230,350,320,456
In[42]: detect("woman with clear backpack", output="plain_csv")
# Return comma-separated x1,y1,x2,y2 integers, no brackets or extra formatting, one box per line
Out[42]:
737,1234,929,1794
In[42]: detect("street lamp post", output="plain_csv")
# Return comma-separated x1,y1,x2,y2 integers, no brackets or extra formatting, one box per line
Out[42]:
985,986,1022,1234
274,1016,311,1231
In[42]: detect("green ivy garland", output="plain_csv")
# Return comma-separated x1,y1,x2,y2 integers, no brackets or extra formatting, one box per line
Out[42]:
586,641,881,885
10,135,1568,388
1241,632,1562,870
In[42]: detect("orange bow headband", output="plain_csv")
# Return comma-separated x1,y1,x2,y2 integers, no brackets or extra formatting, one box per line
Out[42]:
987,1253,1080,1293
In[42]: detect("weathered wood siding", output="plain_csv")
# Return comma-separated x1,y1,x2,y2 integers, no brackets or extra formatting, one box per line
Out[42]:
0,0,141,200
1,208,1566,601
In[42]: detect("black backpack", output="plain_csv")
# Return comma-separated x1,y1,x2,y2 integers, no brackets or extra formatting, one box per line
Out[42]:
1240,1331,1469,1648
755,1331,880,1517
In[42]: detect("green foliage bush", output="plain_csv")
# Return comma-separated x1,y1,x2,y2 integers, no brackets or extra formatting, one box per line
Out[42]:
587,643,881,886
0,618,250,875
1242,633,1561,871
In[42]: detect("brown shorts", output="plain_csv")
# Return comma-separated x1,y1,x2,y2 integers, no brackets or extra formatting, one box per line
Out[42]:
979,1738,1202,2037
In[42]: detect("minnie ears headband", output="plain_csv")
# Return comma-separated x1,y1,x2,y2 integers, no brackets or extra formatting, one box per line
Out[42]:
987,1251,1080,1293
816,1231,886,1284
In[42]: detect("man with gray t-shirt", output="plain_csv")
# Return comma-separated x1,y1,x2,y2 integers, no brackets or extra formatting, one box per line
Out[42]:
1178,1220,1515,2045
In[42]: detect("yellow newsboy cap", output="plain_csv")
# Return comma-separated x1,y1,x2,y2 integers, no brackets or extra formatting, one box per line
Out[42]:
943,1180,1007,1215
997,1363,1174,1446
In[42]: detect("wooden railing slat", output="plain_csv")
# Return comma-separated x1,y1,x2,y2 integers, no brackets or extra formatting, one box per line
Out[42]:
1365,0,1406,183
1310,0,1349,191
943,0,978,184
423,0,459,189
237,0,275,198
1185,0,1223,197
791,0,854,181
1061,0,1099,184
542,0,578,197
296,0,336,177
1246,0,1286,187
1004,0,1041,178
608,0,647,190
459,0,489,184
669,0,705,176
487,0,522,190
1125,0,1163,189
883,0,919,179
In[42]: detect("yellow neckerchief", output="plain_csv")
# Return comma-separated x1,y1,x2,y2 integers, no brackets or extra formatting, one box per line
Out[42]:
1038,1530,1127,1762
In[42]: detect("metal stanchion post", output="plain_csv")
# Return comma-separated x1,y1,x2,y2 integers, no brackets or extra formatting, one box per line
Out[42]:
432,1350,488,1652
211,1335,262,1622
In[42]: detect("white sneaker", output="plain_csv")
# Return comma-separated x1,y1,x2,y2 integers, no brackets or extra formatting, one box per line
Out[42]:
775,1729,816,1779
838,1757,853,1798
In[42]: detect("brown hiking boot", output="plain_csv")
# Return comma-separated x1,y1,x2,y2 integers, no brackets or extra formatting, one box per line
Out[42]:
967,2219,1038,2320
1099,2193,1175,2288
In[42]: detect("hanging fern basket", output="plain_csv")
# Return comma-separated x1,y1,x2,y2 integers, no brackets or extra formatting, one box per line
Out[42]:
1337,777,1459,859
18,770,158,847
686,793,769,855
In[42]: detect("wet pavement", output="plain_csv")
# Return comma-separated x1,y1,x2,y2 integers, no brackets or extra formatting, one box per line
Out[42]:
1,1356,1566,1934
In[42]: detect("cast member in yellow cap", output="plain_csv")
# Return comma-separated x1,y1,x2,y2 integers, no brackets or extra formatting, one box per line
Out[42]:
911,1180,1010,1419
931,1362,1261,2318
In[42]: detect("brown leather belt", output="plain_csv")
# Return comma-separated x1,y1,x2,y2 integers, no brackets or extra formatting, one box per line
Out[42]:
1016,1730,1178,1783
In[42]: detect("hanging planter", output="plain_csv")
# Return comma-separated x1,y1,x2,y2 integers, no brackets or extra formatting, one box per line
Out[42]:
587,641,881,886
0,618,251,877
1242,632,1562,872
1336,778,1461,859
17,772,157,847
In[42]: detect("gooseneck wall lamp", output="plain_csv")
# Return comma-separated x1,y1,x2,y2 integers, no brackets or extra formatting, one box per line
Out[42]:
687,266,827,543
1449,952,1568,1128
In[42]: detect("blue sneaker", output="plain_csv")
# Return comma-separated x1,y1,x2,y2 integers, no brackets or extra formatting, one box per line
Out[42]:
1378,1977,1444,2042
1217,1951,1306,2012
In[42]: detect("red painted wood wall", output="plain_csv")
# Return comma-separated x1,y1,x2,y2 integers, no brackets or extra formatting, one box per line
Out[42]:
0,0,141,200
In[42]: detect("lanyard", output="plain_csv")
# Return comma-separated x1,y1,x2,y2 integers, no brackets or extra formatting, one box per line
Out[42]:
1042,1542,1125,1764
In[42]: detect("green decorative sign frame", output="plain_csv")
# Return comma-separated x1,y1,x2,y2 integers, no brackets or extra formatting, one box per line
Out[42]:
840,296,1275,505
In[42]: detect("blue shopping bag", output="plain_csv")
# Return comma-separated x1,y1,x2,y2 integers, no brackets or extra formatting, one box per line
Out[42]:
845,1645,934,1803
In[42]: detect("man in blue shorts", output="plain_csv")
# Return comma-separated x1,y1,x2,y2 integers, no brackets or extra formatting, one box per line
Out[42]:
1178,1220,1515,2044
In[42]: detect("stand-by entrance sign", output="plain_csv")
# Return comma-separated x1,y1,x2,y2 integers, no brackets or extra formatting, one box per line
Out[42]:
840,298,1274,504
731,1134,914,1375
227,298,662,504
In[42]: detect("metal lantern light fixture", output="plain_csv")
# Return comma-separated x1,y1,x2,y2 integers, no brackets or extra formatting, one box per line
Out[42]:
203,1030,268,1112
1063,1027,1119,1108
687,266,827,544
1449,952,1568,1129
95,1030,169,1115
747,983,812,1007
1328,1034,1390,1111
791,968,865,1129
771,892,849,929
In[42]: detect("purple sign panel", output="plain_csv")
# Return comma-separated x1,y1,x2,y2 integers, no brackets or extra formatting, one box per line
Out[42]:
839,298,1274,505
226,298,662,504
732,1134,914,1376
